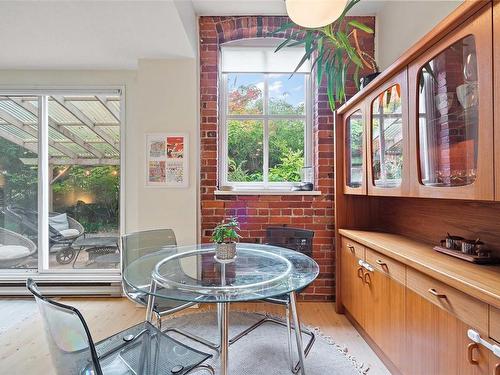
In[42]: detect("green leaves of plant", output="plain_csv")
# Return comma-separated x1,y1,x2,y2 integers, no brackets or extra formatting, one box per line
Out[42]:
272,0,377,112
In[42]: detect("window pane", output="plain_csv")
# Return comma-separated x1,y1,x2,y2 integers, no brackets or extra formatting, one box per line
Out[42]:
269,120,304,182
228,73,264,115
0,96,38,270
227,120,263,182
269,74,305,115
371,84,403,188
346,110,363,188
47,95,120,270
418,35,478,187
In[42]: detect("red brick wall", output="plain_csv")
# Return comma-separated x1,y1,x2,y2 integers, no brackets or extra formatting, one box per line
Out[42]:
199,16,375,301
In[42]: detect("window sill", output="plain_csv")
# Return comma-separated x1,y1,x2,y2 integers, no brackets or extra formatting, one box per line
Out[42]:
214,190,322,196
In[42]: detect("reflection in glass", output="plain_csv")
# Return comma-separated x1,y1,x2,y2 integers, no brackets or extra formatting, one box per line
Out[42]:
371,85,403,187
228,120,264,182
268,74,306,115
268,120,305,182
418,35,478,187
345,110,363,188
0,96,38,269
228,73,264,115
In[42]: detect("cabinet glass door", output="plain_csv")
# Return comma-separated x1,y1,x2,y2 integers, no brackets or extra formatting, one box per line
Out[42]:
371,84,403,188
417,35,478,187
345,110,363,188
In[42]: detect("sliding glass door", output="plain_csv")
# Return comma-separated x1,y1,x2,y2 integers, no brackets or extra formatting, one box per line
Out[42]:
0,90,122,277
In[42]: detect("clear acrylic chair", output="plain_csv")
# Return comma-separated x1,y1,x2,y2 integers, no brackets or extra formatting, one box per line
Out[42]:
121,229,196,330
230,227,316,374
27,278,214,375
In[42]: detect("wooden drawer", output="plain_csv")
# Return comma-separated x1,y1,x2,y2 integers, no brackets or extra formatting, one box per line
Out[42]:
341,237,365,259
365,248,406,285
490,306,500,343
407,267,488,333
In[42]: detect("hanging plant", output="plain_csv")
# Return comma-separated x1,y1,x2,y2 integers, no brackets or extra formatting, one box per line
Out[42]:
272,0,377,111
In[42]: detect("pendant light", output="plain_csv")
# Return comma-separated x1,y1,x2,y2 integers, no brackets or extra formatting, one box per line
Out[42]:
285,0,348,28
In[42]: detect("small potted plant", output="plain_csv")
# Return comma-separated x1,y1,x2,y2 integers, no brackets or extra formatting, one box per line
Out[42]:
212,217,240,261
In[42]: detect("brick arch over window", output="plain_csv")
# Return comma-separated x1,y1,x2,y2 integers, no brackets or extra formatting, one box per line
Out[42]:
199,16,375,301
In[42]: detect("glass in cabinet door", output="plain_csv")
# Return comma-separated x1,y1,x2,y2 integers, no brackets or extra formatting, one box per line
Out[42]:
417,35,478,187
371,84,403,188
345,110,364,188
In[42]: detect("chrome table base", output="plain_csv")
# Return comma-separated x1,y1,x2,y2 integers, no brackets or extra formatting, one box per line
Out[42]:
145,291,309,375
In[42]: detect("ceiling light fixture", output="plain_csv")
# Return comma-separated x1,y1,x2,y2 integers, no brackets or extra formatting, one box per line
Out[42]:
285,0,348,28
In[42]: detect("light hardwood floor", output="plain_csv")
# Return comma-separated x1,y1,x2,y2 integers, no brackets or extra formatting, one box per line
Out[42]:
0,297,390,374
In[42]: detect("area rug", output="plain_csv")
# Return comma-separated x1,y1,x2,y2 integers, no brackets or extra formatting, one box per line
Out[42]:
163,311,369,374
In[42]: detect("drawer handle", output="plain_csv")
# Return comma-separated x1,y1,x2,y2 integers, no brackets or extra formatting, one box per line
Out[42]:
467,343,479,365
348,245,355,253
357,267,364,281
376,259,387,267
428,288,447,298
363,271,372,285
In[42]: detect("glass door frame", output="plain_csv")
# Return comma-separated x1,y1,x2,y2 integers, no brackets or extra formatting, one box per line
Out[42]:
0,87,125,281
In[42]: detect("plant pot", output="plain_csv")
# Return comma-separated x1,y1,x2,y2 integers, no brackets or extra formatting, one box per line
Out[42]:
215,242,236,260
360,72,381,89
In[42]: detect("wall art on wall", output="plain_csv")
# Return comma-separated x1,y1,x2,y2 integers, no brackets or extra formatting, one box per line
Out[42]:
146,133,189,187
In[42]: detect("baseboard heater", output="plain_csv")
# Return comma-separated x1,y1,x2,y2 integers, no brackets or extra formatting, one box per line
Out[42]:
0,281,123,297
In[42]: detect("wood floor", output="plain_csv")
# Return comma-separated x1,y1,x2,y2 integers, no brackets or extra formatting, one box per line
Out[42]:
0,297,390,374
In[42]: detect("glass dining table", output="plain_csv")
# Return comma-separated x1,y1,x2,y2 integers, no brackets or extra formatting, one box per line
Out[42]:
123,243,319,375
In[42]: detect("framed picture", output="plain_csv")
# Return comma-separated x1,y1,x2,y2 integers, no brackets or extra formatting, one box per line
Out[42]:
145,133,189,187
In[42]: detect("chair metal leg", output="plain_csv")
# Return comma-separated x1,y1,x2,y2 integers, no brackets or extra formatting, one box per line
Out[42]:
286,303,295,373
290,292,306,375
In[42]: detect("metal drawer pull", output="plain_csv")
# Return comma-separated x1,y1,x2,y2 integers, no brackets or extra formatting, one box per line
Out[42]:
467,343,479,365
363,271,372,285
357,267,364,281
348,245,355,253
428,288,447,298
467,329,500,359
376,259,387,267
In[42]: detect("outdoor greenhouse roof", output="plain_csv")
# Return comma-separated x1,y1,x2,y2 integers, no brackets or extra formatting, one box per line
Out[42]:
0,95,120,165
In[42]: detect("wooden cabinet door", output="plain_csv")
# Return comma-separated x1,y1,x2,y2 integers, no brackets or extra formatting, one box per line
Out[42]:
340,240,365,325
491,352,500,375
408,4,494,200
405,288,490,375
366,70,410,197
494,0,500,201
343,105,367,195
362,266,406,372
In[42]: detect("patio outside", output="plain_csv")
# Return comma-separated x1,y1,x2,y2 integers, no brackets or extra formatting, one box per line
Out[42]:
0,95,121,271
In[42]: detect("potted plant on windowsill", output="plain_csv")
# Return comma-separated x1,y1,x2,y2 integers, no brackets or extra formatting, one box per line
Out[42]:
212,217,241,261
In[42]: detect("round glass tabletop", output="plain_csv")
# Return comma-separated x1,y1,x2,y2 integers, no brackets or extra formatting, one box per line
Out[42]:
123,243,319,303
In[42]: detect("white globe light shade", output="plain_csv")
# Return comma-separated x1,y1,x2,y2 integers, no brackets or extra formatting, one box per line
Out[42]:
286,0,349,28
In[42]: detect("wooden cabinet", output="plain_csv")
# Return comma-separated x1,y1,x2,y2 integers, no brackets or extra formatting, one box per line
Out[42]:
344,106,367,195
405,288,491,375
408,4,494,200
362,251,406,372
366,70,410,196
490,306,500,343
494,0,500,201
340,238,365,324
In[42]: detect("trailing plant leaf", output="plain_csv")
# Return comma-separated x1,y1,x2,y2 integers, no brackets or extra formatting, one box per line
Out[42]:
272,0,378,111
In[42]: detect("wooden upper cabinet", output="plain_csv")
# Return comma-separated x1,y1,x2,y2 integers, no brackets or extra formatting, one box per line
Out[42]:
494,0,500,201
366,70,410,196
343,105,367,195
408,4,494,200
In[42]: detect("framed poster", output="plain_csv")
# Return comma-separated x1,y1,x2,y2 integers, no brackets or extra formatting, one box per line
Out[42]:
145,133,189,187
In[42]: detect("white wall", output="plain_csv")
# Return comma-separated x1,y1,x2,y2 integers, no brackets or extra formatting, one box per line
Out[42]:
0,58,199,246
376,1,462,71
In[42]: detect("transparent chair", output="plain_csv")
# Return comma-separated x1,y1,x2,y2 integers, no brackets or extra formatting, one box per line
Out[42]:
26,278,214,375
230,227,316,374
121,229,196,330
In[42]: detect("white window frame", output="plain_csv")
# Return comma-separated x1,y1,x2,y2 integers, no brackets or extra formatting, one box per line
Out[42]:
219,72,312,190
0,86,125,282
